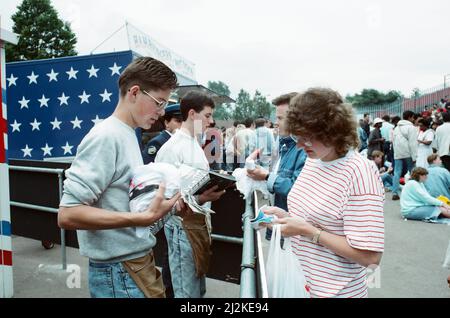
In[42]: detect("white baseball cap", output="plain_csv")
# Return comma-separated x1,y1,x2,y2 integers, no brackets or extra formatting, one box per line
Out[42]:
373,118,383,125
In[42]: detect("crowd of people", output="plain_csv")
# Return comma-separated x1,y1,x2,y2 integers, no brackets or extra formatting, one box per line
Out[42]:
357,101,450,224
56,56,449,299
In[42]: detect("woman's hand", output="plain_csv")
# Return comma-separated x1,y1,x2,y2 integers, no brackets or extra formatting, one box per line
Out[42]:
262,206,289,219
263,206,319,237
274,216,318,238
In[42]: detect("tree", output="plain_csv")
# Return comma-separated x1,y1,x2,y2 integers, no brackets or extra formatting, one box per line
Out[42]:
346,89,402,107
6,0,77,62
231,89,273,121
252,90,273,118
207,80,232,120
233,89,253,121
411,88,421,99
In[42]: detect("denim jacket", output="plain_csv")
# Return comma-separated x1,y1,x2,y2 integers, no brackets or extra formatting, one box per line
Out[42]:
267,136,307,211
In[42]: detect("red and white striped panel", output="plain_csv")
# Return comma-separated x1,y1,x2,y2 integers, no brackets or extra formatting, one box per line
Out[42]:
0,31,14,298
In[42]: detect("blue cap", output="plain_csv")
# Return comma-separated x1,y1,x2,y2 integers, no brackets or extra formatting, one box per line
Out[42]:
164,103,181,116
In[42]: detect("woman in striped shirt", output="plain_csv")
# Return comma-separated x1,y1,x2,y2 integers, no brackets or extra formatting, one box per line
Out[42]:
264,88,385,298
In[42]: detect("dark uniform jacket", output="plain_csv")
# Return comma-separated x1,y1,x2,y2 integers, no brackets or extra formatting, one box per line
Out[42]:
142,130,172,164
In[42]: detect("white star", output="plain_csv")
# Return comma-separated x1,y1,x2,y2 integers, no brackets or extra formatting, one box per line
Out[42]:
10,120,22,132
99,89,112,103
58,92,70,106
78,91,91,104
50,117,62,130
41,143,53,156
18,96,30,109
87,65,99,78
46,69,59,82
27,71,39,84
109,63,122,76
91,115,104,125
70,116,83,129
62,142,74,155
21,145,33,158
66,67,78,80
38,94,50,108
7,73,18,87
30,118,42,131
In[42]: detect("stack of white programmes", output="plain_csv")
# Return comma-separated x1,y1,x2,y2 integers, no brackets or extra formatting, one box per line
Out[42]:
129,163,180,237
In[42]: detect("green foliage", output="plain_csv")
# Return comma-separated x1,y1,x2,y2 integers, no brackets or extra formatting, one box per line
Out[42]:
233,89,253,121
252,90,272,119
346,89,402,107
411,88,421,98
232,89,273,121
5,0,77,62
207,80,273,121
207,81,232,120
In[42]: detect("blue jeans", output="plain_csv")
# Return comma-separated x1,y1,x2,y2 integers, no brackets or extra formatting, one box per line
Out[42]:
403,206,441,221
381,173,393,190
164,222,206,298
392,158,414,195
89,261,145,298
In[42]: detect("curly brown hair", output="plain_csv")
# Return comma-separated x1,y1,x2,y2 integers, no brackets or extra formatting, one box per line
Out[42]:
286,88,359,157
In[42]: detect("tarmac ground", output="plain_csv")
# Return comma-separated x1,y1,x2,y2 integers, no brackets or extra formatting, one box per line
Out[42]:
8,194,450,298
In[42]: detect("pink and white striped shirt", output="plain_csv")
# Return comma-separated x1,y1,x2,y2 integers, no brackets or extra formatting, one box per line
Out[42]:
287,150,385,298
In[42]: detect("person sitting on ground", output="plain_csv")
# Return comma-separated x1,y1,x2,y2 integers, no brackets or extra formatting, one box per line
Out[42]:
424,154,450,199
371,150,393,192
400,167,450,222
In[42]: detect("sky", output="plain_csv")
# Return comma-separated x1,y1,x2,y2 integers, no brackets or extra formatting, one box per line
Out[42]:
1,0,450,100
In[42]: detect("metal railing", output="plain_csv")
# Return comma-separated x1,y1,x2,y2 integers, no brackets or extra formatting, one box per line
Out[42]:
239,191,269,298
252,191,269,298
239,196,257,297
9,164,267,296
9,165,67,270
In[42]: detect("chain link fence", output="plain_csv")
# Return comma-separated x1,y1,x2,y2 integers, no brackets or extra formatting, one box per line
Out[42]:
354,83,450,119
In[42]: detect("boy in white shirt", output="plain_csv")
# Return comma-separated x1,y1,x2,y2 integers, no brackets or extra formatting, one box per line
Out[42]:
156,91,226,297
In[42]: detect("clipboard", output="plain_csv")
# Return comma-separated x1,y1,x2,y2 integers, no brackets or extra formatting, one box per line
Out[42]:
193,170,236,195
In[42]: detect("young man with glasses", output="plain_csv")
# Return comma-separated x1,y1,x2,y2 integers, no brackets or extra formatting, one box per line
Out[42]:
58,57,180,298
155,91,226,298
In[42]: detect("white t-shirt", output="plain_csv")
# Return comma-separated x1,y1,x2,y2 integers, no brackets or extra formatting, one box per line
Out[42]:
156,128,210,226
435,122,450,157
287,150,385,298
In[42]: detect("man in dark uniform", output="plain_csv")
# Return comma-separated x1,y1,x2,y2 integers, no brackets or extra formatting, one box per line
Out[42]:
142,104,182,164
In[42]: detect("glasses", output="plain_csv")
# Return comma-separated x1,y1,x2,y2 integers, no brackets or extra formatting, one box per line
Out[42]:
142,90,167,109
290,134,313,147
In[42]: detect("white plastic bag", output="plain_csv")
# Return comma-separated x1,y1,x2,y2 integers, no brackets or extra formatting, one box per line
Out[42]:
266,224,310,298
443,239,450,269
232,168,270,200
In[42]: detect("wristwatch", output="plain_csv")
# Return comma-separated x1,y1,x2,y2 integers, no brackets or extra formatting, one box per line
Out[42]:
312,229,323,244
